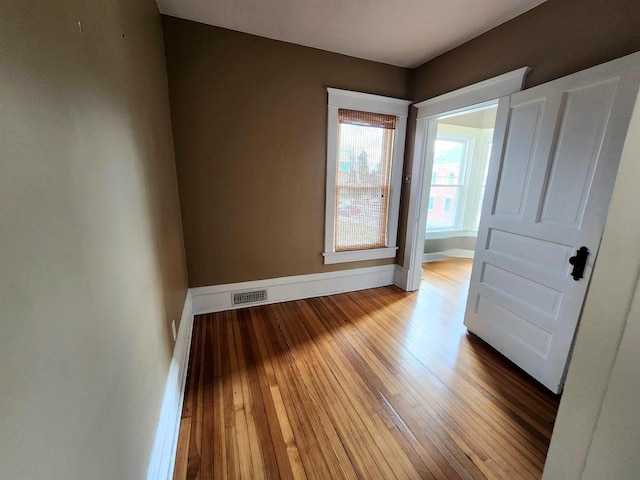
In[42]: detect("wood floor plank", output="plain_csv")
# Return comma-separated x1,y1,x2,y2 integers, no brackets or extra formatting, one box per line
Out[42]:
174,259,559,479
255,306,356,480
303,295,475,480
173,417,191,480
294,299,422,480
349,286,551,474
272,301,399,480
243,311,298,480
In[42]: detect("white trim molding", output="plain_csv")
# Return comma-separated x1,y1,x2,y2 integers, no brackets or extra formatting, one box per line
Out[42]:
393,265,409,290
426,229,478,240
323,88,410,264
147,293,194,480
327,87,412,116
414,67,531,119
323,246,398,264
423,249,475,263
191,265,397,315
401,67,530,292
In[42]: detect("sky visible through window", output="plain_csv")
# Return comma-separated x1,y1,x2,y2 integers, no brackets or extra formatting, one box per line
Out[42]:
338,124,385,173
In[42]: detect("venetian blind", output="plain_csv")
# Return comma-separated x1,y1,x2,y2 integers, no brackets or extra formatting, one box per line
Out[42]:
334,109,397,252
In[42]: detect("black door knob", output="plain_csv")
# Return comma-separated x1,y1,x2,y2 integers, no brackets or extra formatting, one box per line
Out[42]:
569,246,589,281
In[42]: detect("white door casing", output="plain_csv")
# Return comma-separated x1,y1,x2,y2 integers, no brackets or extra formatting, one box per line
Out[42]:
401,67,530,291
465,52,640,393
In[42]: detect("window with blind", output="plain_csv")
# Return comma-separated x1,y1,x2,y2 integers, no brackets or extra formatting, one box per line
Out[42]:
323,89,410,264
334,109,396,251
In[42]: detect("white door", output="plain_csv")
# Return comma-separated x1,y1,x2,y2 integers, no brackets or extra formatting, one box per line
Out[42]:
464,53,640,393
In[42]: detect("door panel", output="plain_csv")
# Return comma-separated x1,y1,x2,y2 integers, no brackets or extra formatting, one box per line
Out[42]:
480,263,562,317
493,99,543,217
486,228,572,272
474,295,552,356
539,79,618,228
465,54,640,393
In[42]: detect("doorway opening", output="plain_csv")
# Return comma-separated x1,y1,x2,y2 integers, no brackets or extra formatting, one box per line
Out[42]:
422,102,498,290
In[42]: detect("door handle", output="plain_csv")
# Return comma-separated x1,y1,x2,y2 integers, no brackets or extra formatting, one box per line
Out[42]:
569,246,589,281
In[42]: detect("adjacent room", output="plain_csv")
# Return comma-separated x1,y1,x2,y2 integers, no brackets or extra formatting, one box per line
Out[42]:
2,1,640,480
421,103,498,307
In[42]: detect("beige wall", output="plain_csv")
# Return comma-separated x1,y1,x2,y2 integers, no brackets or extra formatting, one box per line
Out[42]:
162,16,410,287
0,1,188,479
439,108,497,129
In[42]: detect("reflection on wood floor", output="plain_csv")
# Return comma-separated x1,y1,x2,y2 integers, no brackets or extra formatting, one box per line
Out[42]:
174,258,559,479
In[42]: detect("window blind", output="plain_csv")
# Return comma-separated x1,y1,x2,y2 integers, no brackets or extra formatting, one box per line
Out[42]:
334,109,396,252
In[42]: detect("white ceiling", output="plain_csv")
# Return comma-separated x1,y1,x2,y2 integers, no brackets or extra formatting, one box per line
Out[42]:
157,0,546,68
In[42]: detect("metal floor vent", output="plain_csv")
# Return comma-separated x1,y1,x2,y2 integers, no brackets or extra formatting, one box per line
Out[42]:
233,289,267,305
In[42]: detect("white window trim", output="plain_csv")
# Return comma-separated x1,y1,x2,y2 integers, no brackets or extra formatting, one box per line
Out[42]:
323,247,399,265
323,88,411,264
426,228,478,240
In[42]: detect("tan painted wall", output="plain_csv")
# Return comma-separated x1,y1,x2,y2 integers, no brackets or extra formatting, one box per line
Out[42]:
162,16,410,287
411,0,640,102
0,1,188,479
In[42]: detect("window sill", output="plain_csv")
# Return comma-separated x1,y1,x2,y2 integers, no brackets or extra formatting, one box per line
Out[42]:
425,229,478,240
323,247,398,265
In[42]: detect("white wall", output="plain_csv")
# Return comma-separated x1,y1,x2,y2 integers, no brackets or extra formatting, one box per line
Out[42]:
582,278,640,478
543,85,640,480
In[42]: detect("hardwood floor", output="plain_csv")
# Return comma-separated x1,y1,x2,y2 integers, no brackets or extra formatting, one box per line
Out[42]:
174,259,559,479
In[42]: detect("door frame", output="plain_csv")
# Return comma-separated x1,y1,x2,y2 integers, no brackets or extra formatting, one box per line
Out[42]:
398,67,530,291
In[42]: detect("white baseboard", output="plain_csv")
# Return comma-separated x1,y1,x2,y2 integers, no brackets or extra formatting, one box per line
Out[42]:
423,248,475,263
191,264,397,315
147,292,194,480
393,265,408,290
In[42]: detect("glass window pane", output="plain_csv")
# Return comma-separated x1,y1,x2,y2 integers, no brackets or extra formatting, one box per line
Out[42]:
474,148,492,229
426,185,459,230
428,135,467,230
432,139,465,185
335,110,396,251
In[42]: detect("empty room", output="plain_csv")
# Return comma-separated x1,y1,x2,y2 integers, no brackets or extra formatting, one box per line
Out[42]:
2,0,640,479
